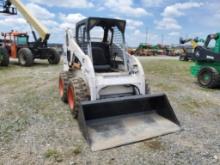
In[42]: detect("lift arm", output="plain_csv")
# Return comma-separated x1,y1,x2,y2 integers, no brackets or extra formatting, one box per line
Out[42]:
179,37,204,49
2,0,50,42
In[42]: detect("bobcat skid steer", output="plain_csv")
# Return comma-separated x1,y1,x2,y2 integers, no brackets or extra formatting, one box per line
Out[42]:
59,17,181,151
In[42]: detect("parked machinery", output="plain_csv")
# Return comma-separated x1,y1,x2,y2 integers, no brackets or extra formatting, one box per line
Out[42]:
0,0,60,66
135,44,162,56
179,37,204,61
0,47,9,66
59,17,181,151
191,33,220,88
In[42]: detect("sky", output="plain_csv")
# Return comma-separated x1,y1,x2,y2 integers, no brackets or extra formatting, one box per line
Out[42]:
0,0,220,47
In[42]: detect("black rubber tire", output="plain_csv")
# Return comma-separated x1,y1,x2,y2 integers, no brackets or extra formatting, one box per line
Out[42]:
0,48,9,66
59,71,75,103
183,56,189,61
197,67,220,88
179,55,185,61
67,77,89,118
18,48,34,66
48,48,60,65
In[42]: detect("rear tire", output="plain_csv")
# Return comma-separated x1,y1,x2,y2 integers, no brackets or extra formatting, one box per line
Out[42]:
183,56,189,61
197,67,220,88
48,48,60,65
67,77,89,118
0,48,9,66
18,48,33,66
59,71,75,103
179,55,183,61
179,55,187,61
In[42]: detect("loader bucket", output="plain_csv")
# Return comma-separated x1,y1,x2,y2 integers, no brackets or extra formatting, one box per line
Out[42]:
78,94,181,151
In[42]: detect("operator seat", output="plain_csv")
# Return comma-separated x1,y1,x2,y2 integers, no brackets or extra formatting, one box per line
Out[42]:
91,42,111,72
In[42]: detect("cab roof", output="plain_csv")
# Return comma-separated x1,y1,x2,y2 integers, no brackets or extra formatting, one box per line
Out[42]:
76,17,126,33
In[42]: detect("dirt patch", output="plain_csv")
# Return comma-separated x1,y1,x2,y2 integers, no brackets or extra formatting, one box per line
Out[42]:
143,139,165,150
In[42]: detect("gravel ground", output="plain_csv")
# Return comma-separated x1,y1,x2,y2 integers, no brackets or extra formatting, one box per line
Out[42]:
0,58,219,165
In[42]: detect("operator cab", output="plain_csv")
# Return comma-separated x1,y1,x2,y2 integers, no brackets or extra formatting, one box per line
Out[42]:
204,34,220,53
75,17,127,73
1,31,28,46
16,34,28,46
1,31,28,58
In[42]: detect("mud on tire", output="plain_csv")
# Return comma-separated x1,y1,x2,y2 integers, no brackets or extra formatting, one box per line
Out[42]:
59,71,75,103
67,77,89,118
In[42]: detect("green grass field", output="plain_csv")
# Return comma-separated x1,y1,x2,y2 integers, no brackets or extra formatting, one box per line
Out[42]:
0,58,219,164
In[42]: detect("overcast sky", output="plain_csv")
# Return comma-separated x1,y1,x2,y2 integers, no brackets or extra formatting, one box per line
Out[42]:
0,0,219,47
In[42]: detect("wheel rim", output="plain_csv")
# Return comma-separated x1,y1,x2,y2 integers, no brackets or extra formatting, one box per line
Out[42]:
68,86,75,111
204,74,211,81
199,71,211,85
59,78,64,97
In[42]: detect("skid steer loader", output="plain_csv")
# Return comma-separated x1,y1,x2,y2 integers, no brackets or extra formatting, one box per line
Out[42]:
59,17,181,151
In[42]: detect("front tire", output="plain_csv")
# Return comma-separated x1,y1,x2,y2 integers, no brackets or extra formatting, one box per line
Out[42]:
18,48,34,66
197,67,220,88
48,48,60,65
67,77,89,118
0,48,9,66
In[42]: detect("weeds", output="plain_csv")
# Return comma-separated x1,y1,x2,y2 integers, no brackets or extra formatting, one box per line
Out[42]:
44,149,63,162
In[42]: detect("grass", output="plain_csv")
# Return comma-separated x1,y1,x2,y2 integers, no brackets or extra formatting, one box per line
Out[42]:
0,118,29,143
141,60,191,78
154,82,178,91
72,145,82,155
0,76,28,85
44,149,63,162
1,57,220,164
140,58,220,118
140,60,193,92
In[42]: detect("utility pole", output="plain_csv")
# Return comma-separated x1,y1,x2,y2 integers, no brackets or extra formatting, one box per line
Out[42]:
161,34,164,45
146,27,148,44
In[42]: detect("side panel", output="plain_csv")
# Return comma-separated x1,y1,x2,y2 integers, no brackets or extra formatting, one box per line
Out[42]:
10,43,17,58
64,29,97,100
191,62,220,77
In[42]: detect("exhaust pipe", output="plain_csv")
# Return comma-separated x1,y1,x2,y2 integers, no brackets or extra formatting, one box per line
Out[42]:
78,94,181,151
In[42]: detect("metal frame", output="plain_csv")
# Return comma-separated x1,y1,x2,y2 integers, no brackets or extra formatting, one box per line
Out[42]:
64,18,146,101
